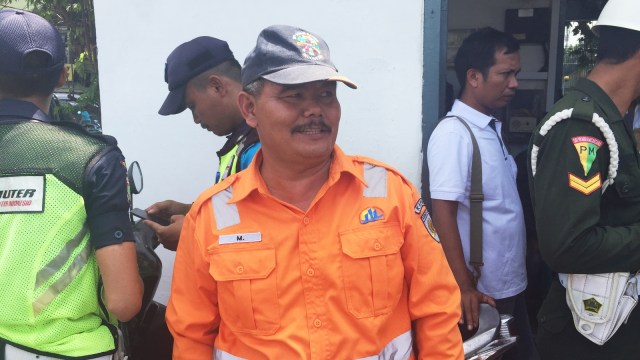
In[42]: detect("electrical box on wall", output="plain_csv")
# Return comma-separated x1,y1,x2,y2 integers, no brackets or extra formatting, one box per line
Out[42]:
505,7,551,44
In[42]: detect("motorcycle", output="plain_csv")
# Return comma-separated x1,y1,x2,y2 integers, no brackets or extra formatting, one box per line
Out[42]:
120,161,173,360
460,303,518,360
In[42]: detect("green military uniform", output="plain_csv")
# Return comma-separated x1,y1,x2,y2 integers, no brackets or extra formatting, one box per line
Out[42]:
527,78,640,359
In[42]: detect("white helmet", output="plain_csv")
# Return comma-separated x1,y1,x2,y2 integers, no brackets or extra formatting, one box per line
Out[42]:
593,0,640,34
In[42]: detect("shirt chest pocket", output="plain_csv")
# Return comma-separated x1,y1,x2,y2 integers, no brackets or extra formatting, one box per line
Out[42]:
208,246,279,335
339,223,405,319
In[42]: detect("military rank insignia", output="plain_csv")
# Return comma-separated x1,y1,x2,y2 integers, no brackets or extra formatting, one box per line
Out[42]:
568,136,603,195
572,136,603,176
568,172,601,195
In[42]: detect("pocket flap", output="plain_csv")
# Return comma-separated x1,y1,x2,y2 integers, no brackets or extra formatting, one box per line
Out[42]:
339,223,402,259
209,246,275,281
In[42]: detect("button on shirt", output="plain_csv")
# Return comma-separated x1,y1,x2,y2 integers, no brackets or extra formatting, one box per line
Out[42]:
427,100,527,299
167,146,463,360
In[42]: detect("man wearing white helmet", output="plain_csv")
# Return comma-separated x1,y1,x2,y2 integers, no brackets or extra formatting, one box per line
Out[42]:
527,0,640,358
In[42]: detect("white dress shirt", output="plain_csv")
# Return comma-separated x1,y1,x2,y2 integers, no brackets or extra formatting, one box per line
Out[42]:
427,99,527,299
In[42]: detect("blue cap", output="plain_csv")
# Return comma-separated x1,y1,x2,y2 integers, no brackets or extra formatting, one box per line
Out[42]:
159,36,236,115
0,9,65,75
241,25,356,89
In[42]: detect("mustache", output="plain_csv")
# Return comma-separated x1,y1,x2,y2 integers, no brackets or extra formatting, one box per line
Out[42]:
291,120,331,133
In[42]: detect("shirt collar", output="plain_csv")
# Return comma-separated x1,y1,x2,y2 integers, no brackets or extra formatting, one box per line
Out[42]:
448,99,495,128
229,144,364,203
0,99,52,123
216,122,254,157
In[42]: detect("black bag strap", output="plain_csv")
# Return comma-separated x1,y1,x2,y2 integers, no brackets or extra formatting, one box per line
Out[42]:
445,116,484,282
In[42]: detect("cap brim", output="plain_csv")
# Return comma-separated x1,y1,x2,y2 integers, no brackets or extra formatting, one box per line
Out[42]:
158,85,187,115
262,65,357,89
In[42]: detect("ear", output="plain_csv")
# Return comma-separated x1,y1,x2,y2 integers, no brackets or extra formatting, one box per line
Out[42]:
207,75,226,96
466,68,482,88
237,91,258,128
55,65,69,88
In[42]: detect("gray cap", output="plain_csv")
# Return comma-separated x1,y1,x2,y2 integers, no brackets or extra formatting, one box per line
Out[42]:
241,25,357,89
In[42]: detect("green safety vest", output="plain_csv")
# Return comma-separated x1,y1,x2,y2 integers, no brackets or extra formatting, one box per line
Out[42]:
0,121,118,357
217,143,241,184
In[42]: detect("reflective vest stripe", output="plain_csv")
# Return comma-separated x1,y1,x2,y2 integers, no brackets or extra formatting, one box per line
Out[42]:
35,225,88,288
33,225,91,316
212,188,240,230
363,163,387,198
212,329,412,359
357,330,413,360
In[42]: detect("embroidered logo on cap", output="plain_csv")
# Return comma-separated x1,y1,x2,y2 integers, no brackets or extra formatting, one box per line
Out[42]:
568,172,601,195
572,136,603,176
360,207,384,224
293,31,323,60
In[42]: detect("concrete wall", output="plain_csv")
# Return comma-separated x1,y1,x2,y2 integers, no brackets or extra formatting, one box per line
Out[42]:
94,0,425,303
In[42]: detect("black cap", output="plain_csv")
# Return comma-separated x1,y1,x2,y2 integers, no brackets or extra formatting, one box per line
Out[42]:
0,9,65,75
159,36,236,115
241,25,356,89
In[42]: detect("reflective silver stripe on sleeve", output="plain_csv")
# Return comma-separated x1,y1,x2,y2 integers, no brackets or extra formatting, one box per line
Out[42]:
212,187,240,230
33,226,91,316
214,347,247,360
357,330,413,360
363,163,388,198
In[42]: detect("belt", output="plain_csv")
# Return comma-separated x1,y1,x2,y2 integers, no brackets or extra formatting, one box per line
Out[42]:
4,344,113,360
558,272,640,295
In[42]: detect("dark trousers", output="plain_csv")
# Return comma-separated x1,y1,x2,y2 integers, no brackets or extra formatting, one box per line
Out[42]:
495,292,540,360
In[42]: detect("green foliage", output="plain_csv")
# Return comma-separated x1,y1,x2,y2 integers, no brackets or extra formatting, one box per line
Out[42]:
1,0,100,122
566,21,599,72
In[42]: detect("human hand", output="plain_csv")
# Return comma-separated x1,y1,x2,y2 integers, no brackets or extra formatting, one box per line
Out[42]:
146,200,191,220
459,285,496,331
143,215,184,251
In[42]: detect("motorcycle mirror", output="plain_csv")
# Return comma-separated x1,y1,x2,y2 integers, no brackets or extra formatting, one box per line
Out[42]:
128,161,144,195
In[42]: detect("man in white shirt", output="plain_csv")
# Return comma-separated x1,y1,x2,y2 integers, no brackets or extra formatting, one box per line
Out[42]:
427,27,538,360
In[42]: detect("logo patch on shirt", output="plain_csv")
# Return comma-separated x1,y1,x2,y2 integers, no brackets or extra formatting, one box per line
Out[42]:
414,198,425,214
0,175,45,213
421,210,440,243
219,232,262,245
568,172,601,195
360,207,384,224
572,136,603,176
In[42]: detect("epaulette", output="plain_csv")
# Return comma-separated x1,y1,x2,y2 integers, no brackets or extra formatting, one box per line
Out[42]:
54,120,116,145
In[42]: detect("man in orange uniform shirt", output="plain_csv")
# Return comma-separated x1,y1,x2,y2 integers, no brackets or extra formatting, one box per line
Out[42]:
166,24,463,360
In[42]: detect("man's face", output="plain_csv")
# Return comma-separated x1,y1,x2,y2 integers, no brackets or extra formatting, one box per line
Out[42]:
245,80,341,164
183,81,235,136
473,49,520,114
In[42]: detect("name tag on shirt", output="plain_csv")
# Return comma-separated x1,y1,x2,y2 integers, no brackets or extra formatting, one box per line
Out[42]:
0,175,45,213
219,232,262,245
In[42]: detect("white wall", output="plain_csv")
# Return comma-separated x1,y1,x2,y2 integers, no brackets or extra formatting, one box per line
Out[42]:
94,0,425,304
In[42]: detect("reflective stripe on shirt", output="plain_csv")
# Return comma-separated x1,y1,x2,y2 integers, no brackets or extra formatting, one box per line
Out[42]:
213,329,413,360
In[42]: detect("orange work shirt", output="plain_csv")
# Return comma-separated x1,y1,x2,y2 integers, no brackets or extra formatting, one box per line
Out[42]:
167,146,462,360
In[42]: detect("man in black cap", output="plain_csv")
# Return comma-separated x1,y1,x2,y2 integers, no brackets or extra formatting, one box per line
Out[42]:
145,36,260,250
0,9,142,359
